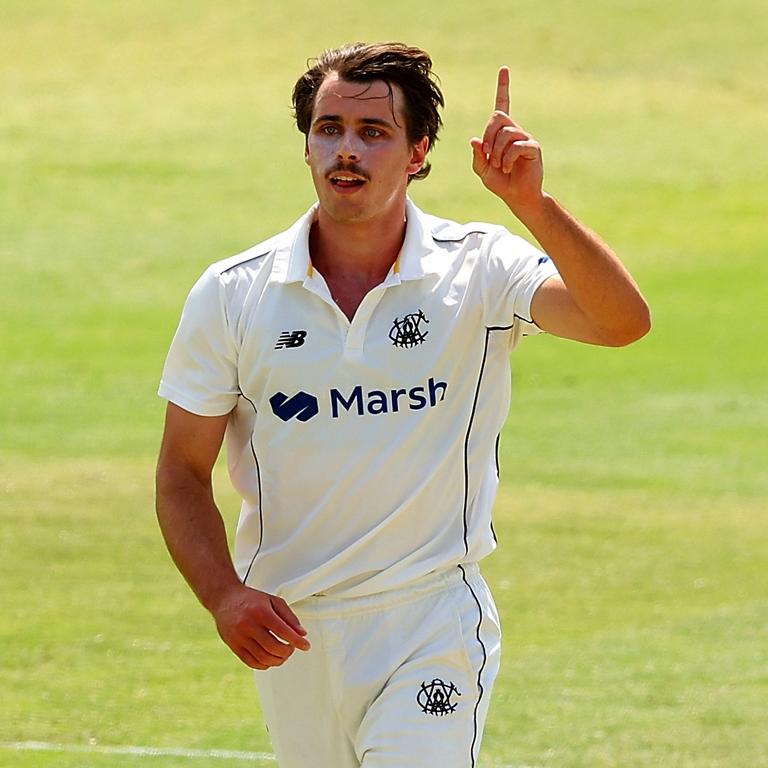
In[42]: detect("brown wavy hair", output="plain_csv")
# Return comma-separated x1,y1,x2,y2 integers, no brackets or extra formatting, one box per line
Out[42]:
292,42,444,182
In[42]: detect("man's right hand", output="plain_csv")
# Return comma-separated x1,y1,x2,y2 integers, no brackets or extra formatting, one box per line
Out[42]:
211,584,311,670
156,404,311,671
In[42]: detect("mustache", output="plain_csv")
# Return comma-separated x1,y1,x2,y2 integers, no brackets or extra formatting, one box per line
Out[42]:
326,162,370,181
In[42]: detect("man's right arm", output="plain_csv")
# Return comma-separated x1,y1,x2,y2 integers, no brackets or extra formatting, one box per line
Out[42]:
155,402,311,669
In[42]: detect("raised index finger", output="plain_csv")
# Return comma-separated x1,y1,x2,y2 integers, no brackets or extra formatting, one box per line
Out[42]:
494,66,510,114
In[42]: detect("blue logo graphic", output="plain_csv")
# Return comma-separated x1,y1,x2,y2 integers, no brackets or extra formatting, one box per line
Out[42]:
269,391,319,422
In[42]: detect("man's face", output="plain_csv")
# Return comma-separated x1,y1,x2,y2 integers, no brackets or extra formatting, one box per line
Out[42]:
304,73,428,224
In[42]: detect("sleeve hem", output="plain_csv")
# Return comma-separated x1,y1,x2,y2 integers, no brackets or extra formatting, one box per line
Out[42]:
516,264,559,329
158,380,237,417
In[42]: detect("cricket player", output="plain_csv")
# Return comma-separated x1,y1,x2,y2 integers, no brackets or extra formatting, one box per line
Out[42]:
155,42,650,767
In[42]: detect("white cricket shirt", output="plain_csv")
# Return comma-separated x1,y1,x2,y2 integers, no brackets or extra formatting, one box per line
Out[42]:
159,199,558,604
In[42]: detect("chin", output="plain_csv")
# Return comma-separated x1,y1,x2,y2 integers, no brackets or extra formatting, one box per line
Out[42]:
321,198,373,224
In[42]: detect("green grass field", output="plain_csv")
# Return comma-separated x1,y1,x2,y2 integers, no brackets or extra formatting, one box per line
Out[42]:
1,1,766,766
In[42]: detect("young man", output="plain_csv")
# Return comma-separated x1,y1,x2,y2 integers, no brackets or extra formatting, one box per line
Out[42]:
156,42,649,767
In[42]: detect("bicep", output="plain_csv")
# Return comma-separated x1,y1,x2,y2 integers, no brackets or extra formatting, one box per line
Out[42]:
157,402,230,482
530,276,612,346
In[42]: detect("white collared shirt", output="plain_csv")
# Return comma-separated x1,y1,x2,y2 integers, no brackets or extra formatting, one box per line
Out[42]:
159,200,558,603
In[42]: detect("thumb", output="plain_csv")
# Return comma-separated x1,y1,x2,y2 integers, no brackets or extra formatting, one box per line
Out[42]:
470,137,489,178
271,596,307,636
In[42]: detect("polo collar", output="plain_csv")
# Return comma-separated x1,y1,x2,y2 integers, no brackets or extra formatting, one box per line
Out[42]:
398,198,443,280
270,205,317,284
272,198,441,285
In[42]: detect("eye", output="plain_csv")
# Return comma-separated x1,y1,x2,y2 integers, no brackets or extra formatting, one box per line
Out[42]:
320,125,339,135
364,127,383,138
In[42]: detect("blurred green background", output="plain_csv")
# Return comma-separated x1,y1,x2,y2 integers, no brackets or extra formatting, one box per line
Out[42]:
1,1,766,766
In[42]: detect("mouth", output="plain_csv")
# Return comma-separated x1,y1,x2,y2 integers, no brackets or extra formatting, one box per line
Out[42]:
328,173,367,190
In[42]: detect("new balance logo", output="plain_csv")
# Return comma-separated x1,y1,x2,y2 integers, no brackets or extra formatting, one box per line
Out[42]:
269,391,319,422
275,330,307,349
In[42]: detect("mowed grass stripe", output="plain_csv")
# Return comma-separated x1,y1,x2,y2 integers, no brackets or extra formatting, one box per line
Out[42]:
2,460,766,766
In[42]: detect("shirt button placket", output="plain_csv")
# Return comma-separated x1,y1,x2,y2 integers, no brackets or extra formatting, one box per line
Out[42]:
343,285,388,358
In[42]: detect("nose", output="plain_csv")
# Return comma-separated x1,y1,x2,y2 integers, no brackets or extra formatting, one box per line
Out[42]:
337,132,362,162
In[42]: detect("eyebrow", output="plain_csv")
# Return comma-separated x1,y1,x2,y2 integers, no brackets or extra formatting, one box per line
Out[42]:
312,114,396,129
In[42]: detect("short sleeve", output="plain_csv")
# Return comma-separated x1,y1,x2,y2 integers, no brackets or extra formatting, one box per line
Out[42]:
481,227,559,336
158,267,239,416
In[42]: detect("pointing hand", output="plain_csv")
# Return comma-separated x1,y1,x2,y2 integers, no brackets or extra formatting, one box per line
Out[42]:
470,67,544,211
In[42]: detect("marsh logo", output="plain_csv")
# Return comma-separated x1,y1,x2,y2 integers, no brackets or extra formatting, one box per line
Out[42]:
330,377,446,417
269,377,447,423
269,391,319,422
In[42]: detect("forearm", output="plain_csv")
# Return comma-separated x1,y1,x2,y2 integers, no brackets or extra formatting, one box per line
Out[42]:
155,465,242,614
471,67,649,345
511,193,650,344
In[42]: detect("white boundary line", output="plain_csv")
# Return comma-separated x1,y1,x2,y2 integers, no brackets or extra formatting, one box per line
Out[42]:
1,740,542,767
0,741,276,762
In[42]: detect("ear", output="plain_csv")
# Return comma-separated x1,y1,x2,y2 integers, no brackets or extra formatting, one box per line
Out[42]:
407,136,430,176
304,137,310,166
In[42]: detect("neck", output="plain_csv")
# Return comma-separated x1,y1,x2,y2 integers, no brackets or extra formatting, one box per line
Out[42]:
310,201,408,283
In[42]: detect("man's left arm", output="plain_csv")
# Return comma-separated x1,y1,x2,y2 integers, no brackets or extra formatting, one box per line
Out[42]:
471,67,651,347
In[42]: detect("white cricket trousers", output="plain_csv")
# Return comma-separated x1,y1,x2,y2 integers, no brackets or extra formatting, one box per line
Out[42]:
254,563,501,768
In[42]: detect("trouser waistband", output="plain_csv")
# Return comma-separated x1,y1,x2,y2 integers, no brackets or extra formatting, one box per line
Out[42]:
293,563,481,619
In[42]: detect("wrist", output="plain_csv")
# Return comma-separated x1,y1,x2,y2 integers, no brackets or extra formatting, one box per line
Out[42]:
505,191,554,224
202,577,247,616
